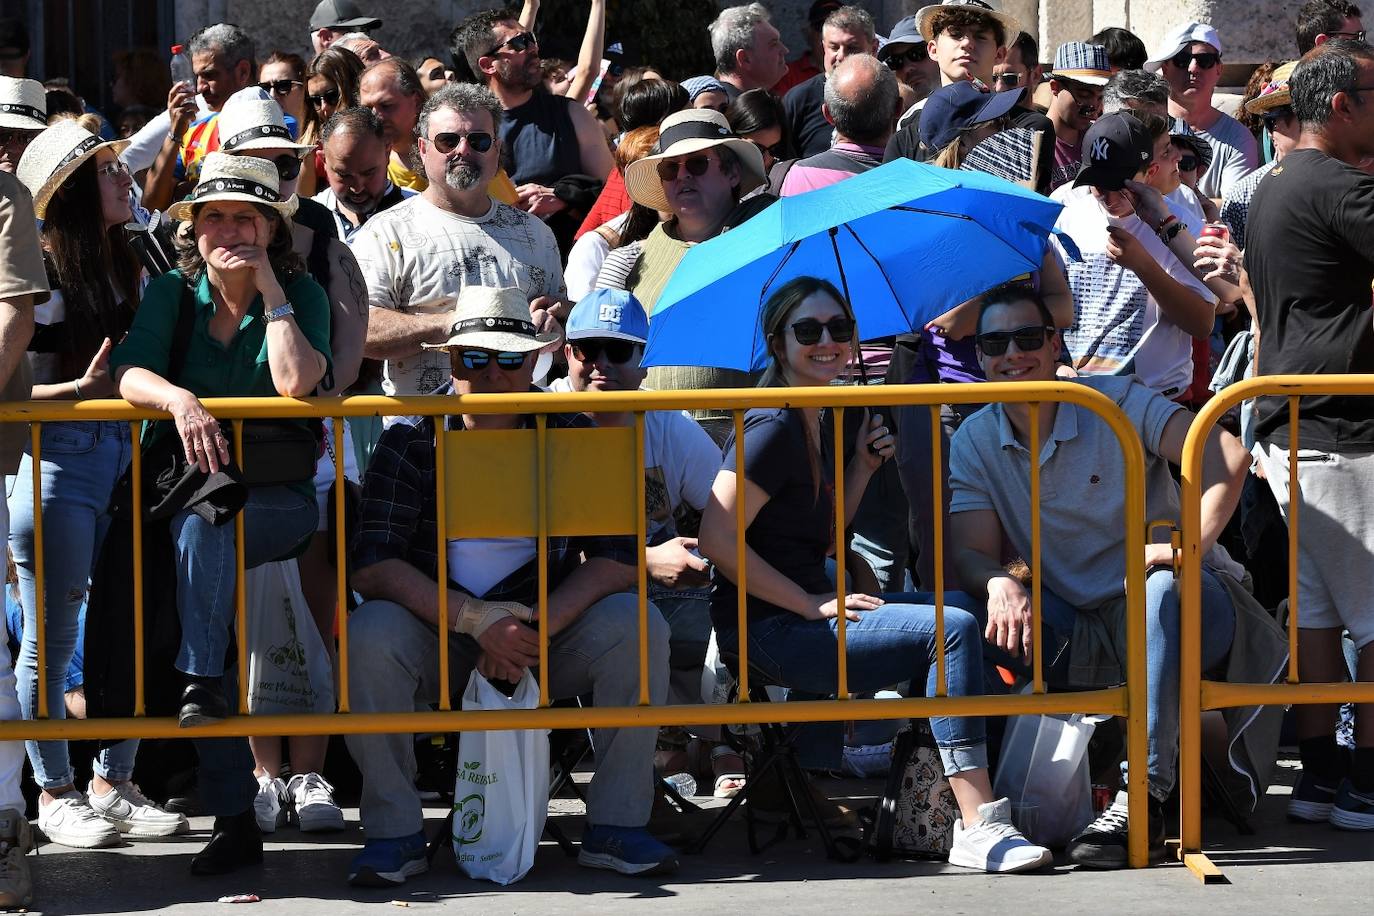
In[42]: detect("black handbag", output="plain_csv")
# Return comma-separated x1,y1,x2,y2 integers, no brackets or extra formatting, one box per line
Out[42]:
229,419,322,487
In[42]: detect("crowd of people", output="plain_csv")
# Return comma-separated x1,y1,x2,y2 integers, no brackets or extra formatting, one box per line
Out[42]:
0,0,1368,907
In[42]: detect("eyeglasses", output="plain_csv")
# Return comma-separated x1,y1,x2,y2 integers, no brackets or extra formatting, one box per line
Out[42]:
257,79,303,96
429,131,494,154
94,159,130,180
1329,29,1367,41
1169,49,1221,70
789,317,855,345
975,325,1054,356
459,349,529,371
884,47,928,68
264,153,303,182
1177,154,1199,172
570,339,639,364
749,138,785,160
487,31,537,57
991,72,1023,89
307,87,341,109
1260,106,1294,127
656,153,717,182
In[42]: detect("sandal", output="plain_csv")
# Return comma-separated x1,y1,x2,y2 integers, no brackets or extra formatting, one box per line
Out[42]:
711,745,747,799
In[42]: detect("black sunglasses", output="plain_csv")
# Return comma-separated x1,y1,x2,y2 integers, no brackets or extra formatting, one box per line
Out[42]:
1261,106,1294,127
1329,29,1367,41
487,31,537,56
1178,154,1198,172
656,153,716,182
991,72,1023,89
571,339,639,364
976,325,1054,356
885,47,928,67
1170,49,1220,70
257,79,302,96
459,349,529,370
789,317,855,345
750,138,785,159
307,87,341,109
264,153,303,182
429,131,494,154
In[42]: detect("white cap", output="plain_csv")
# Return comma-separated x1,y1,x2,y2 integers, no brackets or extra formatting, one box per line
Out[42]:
1145,22,1224,72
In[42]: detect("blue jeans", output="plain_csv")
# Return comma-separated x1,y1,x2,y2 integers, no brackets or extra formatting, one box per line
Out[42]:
718,591,989,775
1038,568,1236,801
171,485,316,678
8,420,138,790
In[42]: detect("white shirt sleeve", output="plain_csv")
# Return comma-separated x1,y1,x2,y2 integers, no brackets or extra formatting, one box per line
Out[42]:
123,110,172,175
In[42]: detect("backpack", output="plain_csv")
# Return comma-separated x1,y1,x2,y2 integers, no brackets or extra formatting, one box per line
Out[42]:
863,720,959,860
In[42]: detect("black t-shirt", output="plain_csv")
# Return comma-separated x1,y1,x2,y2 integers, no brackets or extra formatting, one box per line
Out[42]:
500,90,583,187
1246,148,1374,451
710,407,861,632
884,103,1055,196
783,74,832,159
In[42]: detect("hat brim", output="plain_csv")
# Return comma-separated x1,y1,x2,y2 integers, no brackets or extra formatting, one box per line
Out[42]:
314,16,381,31
30,137,130,219
420,327,562,353
1048,69,1112,87
166,190,298,223
1072,162,1131,192
916,5,1020,42
566,329,647,343
226,138,314,156
1244,89,1291,115
0,114,42,132
623,136,766,212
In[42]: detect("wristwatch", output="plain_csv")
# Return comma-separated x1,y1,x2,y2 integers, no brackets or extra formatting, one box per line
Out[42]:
264,302,295,323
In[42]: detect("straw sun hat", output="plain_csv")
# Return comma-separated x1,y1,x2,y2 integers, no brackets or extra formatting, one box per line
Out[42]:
16,119,129,219
0,75,46,131
622,109,765,213
165,151,299,222
421,286,562,353
1244,61,1298,115
216,96,313,156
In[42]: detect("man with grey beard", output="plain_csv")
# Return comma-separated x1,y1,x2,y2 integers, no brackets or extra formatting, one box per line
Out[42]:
352,83,568,400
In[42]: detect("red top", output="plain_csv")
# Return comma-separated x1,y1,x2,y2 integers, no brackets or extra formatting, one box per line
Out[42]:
574,168,631,240
773,56,821,97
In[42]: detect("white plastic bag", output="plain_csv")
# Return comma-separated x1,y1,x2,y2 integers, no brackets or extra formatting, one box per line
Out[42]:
245,559,335,715
992,713,1102,847
452,670,549,885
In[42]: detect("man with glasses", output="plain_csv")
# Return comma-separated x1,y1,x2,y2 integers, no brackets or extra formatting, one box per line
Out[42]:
948,281,1250,869
1222,62,1300,249
878,16,941,107
991,30,1042,97
1043,42,1112,191
344,284,677,886
0,76,45,174
1146,22,1257,203
353,83,566,406
1296,0,1364,54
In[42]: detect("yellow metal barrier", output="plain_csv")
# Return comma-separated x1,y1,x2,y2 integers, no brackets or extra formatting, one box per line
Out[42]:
3,383,1150,866
1179,375,1374,882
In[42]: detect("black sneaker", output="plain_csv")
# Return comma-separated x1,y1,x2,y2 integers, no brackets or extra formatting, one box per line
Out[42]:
1287,770,1340,823
1065,790,1165,870
1329,779,1374,831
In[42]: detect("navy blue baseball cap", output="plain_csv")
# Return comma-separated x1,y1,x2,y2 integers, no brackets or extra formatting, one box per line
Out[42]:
1073,111,1154,191
918,80,1024,151
566,289,649,343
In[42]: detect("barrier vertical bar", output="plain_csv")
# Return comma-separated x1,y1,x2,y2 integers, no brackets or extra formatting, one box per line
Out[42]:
536,415,550,708
734,409,749,703
30,425,46,719
130,424,145,716
1028,406,1043,694
634,412,650,706
333,417,350,713
435,424,450,710
929,406,946,696
1286,396,1300,684
1121,420,1149,869
1178,407,1206,865
833,406,848,699
233,422,248,714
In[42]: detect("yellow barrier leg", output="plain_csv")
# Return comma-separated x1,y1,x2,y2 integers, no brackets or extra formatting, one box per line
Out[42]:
30,424,46,720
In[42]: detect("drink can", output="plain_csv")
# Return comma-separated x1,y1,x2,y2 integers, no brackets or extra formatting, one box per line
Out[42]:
1092,784,1113,813
1201,222,1229,241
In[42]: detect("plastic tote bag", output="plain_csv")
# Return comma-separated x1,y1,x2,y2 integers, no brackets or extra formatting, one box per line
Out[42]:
992,713,1103,848
452,670,550,885
245,559,335,715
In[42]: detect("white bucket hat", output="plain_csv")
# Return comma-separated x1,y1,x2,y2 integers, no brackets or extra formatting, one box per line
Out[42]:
0,76,46,131
216,95,313,156
16,120,129,219
165,151,299,222
622,109,765,212
421,286,562,353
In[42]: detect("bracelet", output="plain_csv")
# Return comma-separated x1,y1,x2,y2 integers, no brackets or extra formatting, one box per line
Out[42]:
73,378,82,400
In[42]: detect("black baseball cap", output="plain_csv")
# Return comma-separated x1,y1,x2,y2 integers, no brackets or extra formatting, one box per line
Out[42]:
1073,111,1154,191
310,0,381,32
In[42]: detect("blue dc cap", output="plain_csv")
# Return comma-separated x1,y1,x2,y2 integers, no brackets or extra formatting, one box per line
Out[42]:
566,288,649,343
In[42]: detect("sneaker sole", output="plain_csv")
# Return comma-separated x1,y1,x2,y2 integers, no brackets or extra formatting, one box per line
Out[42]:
1287,799,1335,823
36,824,121,849
255,807,287,834
297,811,346,833
948,846,1054,873
178,712,225,728
104,817,190,838
1330,807,1374,831
348,857,428,888
578,849,679,876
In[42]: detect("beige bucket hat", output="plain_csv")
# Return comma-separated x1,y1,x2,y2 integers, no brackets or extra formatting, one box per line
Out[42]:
165,152,299,222
16,119,129,218
623,109,765,212
421,286,563,353
217,95,313,156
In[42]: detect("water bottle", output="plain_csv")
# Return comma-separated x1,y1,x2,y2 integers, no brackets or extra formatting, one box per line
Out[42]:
170,44,193,91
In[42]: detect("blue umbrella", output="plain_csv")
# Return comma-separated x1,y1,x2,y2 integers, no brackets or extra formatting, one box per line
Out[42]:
641,157,1066,371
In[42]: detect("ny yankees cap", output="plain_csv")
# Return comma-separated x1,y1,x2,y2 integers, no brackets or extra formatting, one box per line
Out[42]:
566,289,649,343
1073,111,1154,191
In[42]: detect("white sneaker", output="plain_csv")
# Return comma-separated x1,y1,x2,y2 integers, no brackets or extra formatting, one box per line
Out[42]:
36,791,120,849
88,782,189,837
948,798,1054,873
0,810,31,909
254,775,290,834
288,772,345,832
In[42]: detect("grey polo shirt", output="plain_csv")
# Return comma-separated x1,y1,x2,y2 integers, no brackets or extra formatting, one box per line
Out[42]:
947,376,1183,609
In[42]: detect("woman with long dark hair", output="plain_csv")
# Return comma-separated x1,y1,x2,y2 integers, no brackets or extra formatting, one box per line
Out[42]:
697,276,1052,874
303,47,366,194
11,121,186,848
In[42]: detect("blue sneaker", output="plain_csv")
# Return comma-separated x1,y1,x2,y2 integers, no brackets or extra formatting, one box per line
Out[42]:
578,824,680,876
347,831,429,887
1287,771,1340,823
1330,780,1374,831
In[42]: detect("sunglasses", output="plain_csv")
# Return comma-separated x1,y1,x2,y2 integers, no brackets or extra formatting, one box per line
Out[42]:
459,349,529,371
656,153,717,182
261,153,303,182
991,72,1023,89
571,339,639,364
1329,29,1368,41
1261,106,1294,127
257,79,302,96
789,317,855,345
307,87,341,109
1177,154,1198,172
429,131,494,154
1170,49,1221,70
976,325,1054,356
487,31,537,56
94,159,130,180
885,47,928,67
750,138,785,159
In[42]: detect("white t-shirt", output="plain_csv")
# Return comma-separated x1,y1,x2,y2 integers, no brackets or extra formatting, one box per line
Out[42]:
565,212,628,302
447,537,538,598
1050,194,1214,398
1166,184,1208,237
351,195,566,397
548,377,722,543
1193,111,1258,200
